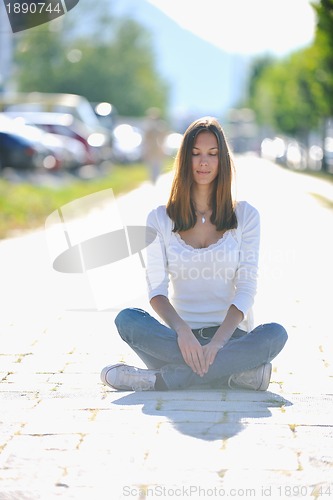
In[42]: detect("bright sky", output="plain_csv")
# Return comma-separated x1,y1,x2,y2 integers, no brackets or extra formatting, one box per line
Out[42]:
147,0,317,55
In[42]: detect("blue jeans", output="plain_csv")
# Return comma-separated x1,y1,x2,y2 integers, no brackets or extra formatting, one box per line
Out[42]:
114,308,288,390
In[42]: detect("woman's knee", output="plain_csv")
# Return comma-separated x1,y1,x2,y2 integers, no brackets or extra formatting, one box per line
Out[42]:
114,308,129,340
253,322,288,349
264,322,288,353
271,322,288,343
114,308,147,340
115,307,144,325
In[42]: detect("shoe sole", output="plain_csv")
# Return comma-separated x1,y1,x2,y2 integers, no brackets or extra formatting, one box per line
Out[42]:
258,363,272,391
100,363,124,388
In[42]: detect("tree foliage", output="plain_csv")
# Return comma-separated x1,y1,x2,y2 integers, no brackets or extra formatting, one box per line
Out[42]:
248,46,329,139
311,0,333,116
14,6,169,116
246,0,333,140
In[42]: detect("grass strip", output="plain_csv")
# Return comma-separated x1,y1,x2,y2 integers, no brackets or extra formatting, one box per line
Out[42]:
0,164,149,239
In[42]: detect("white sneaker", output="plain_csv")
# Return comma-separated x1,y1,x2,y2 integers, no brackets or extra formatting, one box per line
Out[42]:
228,363,272,391
100,363,157,391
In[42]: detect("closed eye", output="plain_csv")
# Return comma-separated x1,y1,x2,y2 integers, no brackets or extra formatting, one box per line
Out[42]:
192,148,218,156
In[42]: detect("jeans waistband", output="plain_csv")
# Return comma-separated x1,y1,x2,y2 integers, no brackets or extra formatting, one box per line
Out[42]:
192,326,219,339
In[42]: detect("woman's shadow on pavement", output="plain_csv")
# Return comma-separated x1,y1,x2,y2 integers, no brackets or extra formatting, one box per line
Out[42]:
110,388,292,441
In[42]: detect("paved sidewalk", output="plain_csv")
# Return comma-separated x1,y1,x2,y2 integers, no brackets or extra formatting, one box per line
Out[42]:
0,157,333,499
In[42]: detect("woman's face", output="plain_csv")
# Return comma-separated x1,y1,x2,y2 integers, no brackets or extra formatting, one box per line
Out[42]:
191,131,219,186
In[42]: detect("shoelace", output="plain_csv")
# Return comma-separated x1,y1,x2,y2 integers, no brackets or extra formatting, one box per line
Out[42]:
130,380,154,391
121,366,155,391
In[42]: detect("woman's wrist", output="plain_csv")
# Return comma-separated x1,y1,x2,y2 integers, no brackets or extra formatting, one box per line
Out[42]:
175,324,193,337
212,327,233,347
212,305,243,346
210,336,227,349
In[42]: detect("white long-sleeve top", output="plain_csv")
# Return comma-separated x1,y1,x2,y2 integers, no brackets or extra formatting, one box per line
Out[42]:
146,201,260,332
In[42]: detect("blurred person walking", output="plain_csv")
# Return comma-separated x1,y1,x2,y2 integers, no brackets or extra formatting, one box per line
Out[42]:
142,107,167,184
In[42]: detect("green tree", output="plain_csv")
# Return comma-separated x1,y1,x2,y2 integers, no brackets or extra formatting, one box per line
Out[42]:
14,9,169,116
247,55,275,108
246,1,333,143
312,0,333,170
312,0,333,115
14,27,66,93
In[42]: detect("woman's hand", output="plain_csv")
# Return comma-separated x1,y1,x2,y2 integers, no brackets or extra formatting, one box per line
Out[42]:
201,305,243,371
177,328,206,377
202,340,225,372
150,296,208,377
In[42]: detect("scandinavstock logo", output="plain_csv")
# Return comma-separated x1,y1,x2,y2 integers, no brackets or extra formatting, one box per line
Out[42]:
45,189,159,310
3,0,79,33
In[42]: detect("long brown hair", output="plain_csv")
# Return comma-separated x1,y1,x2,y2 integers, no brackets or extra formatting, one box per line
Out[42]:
166,116,237,232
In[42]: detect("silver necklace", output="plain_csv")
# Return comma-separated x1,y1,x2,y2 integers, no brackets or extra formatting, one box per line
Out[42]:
195,208,209,224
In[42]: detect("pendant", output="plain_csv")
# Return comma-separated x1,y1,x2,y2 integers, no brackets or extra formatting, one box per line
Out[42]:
201,216,206,223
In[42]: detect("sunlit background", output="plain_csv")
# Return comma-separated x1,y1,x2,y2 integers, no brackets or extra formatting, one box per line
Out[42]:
0,0,332,236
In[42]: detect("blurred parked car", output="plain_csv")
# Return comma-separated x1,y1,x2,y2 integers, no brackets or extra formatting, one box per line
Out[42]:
92,101,118,134
0,114,58,171
324,136,333,172
285,140,307,170
0,131,53,171
111,123,143,163
308,145,323,171
0,113,82,171
261,136,307,170
7,116,86,171
260,137,286,162
3,111,112,166
0,92,103,131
